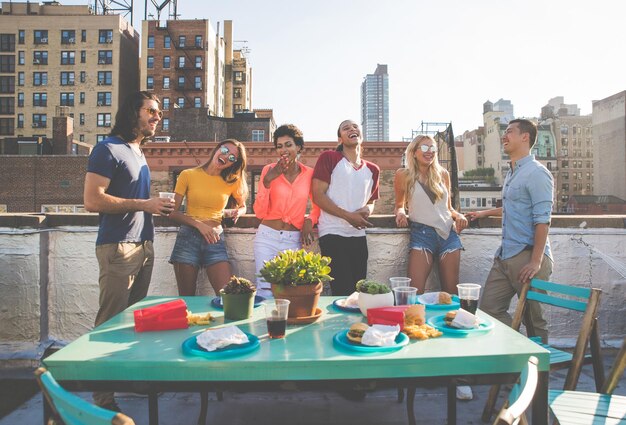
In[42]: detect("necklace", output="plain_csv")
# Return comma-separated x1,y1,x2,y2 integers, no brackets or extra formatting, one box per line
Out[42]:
343,153,361,170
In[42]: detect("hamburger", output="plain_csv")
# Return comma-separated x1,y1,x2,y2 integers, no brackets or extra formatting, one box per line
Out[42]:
444,311,457,326
444,309,478,329
346,322,370,344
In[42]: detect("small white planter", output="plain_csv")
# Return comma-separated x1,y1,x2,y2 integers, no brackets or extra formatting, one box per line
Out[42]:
358,292,395,316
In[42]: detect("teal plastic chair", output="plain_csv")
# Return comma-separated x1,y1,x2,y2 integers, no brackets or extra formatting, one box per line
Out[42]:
493,356,539,425
483,279,604,422
549,336,626,425
35,368,135,425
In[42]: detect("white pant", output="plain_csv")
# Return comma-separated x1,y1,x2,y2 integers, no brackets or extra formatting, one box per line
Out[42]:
254,224,302,298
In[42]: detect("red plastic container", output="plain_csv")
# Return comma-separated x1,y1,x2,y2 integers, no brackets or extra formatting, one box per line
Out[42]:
134,299,189,332
366,306,410,330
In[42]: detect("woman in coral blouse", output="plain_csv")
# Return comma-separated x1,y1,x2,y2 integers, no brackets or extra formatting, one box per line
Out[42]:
168,139,248,296
253,124,319,298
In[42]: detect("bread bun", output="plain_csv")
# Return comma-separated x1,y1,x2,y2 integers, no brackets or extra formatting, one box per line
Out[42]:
444,311,457,326
347,322,369,343
438,291,452,304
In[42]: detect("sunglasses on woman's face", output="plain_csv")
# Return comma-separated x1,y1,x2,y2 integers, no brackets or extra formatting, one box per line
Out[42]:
418,144,437,153
220,146,238,163
143,107,163,119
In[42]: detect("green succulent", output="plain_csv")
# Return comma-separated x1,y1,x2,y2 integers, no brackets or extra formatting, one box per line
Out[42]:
221,276,256,294
258,249,333,287
355,279,391,294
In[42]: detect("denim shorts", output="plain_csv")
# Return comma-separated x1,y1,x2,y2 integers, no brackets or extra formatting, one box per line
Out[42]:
169,224,230,268
409,221,463,257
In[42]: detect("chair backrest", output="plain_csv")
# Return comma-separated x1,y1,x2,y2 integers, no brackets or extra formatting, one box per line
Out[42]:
511,278,602,390
493,356,539,425
34,368,135,425
602,336,626,394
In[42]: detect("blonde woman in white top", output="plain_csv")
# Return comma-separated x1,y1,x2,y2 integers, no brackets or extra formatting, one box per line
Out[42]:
394,135,469,294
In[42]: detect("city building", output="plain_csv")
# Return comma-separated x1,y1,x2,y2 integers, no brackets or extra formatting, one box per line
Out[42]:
592,90,626,201
459,127,485,172
0,1,139,147
140,19,252,137
565,195,626,214
481,100,511,183
360,64,389,141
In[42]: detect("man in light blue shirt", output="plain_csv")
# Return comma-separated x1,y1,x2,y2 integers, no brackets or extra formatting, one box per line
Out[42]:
467,119,554,342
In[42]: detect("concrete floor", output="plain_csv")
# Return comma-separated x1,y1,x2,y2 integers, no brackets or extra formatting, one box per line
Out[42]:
2,351,624,425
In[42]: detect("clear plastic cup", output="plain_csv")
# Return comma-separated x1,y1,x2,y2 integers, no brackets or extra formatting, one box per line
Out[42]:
393,286,417,306
389,277,411,289
457,283,481,314
264,299,290,339
159,192,175,199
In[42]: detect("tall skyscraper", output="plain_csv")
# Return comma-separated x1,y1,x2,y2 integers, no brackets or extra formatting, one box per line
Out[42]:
360,64,389,141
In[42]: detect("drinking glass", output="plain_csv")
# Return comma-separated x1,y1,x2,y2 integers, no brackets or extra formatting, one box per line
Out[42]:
389,277,411,289
264,299,290,339
393,286,417,306
457,283,481,314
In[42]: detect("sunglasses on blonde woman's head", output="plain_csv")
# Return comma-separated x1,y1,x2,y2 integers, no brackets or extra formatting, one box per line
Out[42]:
143,107,163,119
418,145,437,153
219,146,238,163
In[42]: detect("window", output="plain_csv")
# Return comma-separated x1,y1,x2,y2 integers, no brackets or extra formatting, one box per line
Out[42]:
147,76,154,89
147,56,154,69
19,30,25,44
81,29,87,42
18,51,25,65
97,71,112,85
234,104,242,112
562,172,569,180
0,97,14,114
562,183,569,191
162,97,170,110
177,76,185,89
80,71,86,83
61,51,75,65
60,92,74,106
0,118,15,135
178,56,185,68
0,55,15,72
178,35,186,47
194,35,202,48
17,92,24,107
33,51,48,65
164,35,171,48
80,50,86,63
194,97,201,108
98,50,112,64
33,72,48,86
177,97,184,108
79,113,85,125
162,118,169,131
97,92,111,106
163,76,170,89
147,35,155,48
96,135,106,143
1,75,16,92
61,30,76,44
97,113,112,127
234,87,242,98
252,130,265,141
33,92,47,107
34,30,48,44
163,56,171,68
17,113,24,128
0,34,15,51
561,160,569,169
195,56,202,69
194,76,201,89
234,71,243,82
99,30,113,44
79,92,85,104
32,113,47,128
60,71,75,85
79,134,84,142
18,72,24,86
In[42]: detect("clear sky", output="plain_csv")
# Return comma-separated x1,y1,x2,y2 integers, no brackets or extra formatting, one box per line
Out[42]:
71,0,625,141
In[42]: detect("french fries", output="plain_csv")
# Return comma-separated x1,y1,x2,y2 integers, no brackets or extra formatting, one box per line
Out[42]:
186,310,215,326
402,324,442,340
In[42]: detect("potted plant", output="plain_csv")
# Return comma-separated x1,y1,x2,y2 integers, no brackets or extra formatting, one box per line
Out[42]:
259,249,333,318
220,276,257,320
356,279,394,316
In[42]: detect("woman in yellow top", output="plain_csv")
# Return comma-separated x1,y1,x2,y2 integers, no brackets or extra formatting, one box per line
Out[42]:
168,139,248,296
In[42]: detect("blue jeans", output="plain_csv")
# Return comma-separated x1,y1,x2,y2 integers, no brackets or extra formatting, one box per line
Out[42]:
409,221,463,257
169,224,229,268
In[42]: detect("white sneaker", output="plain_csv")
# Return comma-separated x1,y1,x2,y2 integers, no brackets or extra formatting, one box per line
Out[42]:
456,385,473,400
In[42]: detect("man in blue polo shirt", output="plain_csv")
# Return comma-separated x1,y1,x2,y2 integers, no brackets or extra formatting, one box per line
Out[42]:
467,119,554,343
83,91,174,411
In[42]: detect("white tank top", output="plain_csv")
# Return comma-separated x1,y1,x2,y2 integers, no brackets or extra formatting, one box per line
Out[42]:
408,181,454,240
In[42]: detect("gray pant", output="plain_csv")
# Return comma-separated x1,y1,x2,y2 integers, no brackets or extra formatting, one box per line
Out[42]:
480,250,553,342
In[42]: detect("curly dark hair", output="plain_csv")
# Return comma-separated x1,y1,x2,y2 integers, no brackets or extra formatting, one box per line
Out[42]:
273,124,304,149
110,91,160,143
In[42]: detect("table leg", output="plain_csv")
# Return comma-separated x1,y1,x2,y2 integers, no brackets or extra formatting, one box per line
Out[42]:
406,386,417,425
148,391,159,425
447,383,456,425
532,371,549,423
197,391,209,425
42,392,52,425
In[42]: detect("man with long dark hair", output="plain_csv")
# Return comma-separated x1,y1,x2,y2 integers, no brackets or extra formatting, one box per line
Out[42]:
83,91,174,411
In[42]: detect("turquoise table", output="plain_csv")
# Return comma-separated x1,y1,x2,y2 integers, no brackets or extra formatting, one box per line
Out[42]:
43,296,550,425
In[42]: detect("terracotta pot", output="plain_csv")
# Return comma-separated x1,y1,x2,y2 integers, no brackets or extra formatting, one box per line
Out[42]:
270,281,322,318
221,290,256,320
358,291,395,316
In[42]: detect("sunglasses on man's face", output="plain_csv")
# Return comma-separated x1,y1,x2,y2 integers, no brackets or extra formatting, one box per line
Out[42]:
418,145,437,153
220,146,238,163
143,107,163,119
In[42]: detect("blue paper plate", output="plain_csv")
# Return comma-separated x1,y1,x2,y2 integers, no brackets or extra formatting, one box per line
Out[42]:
416,294,461,310
182,332,260,358
333,329,409,354
332,298,361,313
427,313,494,336
211,295,266,310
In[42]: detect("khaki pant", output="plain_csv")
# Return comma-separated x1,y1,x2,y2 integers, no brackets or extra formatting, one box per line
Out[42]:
480,250,553,342
93,241,154,407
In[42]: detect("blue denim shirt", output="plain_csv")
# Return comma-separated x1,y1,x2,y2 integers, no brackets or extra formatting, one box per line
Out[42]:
497,154,553,260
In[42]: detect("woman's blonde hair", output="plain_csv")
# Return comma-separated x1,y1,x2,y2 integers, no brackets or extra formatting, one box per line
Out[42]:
404,135,445,203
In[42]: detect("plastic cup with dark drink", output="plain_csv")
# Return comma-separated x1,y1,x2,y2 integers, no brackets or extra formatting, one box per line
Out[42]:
264,299,290,339
457,283,481,314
